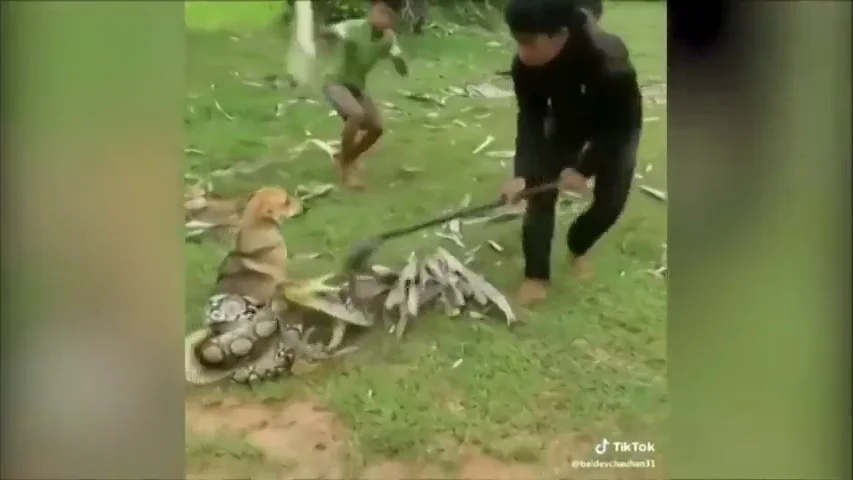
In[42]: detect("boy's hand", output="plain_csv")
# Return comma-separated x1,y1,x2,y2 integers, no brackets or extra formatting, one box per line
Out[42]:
392,57,409,76
559,168,591,196
387,31,408,76
500,177,527,204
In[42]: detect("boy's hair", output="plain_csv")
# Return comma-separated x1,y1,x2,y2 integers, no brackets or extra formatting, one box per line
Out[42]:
504,0,589,35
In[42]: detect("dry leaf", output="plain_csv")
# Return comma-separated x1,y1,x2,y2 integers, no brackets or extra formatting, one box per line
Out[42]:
436,248,516,325
448,219,462,236
383,281,406,310
385,254,418,310
639,185,667,201
399,90,446,106
436,232,465,248
466,83,512,99
395,310,410,339
294,293,369,326
472,135,495,154
487,240,504,252
295,182,335,201
213,98,233,121
647,266,667,278
485,150,514,159
307,138,338,159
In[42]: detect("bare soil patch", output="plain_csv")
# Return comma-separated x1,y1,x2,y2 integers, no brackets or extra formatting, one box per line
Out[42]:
186,397,662,480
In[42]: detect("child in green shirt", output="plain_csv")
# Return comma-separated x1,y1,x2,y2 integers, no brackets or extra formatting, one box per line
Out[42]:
320,0,409,190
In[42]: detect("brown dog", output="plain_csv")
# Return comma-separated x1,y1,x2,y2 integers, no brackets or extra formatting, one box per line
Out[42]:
212,186,303,304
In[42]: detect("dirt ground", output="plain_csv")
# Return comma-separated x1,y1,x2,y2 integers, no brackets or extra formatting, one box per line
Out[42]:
186,397,661,480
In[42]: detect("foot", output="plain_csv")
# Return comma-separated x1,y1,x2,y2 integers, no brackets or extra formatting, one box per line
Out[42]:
341,168,366,190
517,278,549,306
335,154,366,190
571,255,594,280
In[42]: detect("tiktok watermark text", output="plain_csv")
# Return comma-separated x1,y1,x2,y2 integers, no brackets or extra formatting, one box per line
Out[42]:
572,458,656,470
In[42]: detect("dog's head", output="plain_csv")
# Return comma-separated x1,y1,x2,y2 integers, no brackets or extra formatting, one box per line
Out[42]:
242,186,303,224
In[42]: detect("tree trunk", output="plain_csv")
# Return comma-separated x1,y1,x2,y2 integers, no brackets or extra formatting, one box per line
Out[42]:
400,0,429,34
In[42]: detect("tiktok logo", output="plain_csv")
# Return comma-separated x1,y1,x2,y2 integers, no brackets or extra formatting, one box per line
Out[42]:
594,438,610,455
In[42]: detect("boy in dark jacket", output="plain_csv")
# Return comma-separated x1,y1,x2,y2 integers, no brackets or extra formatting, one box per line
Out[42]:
499,0,643,305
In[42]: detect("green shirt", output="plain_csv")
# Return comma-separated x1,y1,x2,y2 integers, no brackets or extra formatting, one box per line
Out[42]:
328,19,402,91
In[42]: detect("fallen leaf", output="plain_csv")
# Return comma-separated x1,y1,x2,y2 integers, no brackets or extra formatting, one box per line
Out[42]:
466,83,512,99
213,98,233,121
307,138,338,159
436,232,465,248
399,90,446,106
436,248,516,325
295,182,335,201
448,219,462,236
472,135,495,154
639,185,667,201
485,150,515,159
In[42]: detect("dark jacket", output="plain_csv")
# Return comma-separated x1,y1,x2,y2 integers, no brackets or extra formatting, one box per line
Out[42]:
511,26,642,179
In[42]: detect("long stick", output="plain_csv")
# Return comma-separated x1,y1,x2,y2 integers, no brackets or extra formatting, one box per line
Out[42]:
376,181,560,242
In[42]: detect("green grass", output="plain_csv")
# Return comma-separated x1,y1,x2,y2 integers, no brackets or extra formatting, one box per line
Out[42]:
185,2,666,475
184,1,283,31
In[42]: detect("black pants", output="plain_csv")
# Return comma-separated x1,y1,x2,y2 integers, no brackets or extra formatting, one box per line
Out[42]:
522,130,640,281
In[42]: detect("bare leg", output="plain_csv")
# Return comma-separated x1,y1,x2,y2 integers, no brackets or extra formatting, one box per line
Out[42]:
347,93,384,166
349,128,383,163
339,119,362,164
323,83,368,189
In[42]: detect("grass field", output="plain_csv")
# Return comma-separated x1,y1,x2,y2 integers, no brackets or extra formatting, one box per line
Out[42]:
184,2,667,478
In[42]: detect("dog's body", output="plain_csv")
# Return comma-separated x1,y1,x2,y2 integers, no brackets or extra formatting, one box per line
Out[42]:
212,187,302,303
186,186,307,385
